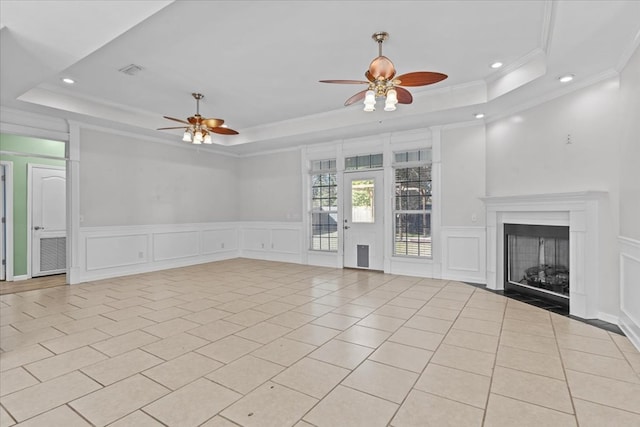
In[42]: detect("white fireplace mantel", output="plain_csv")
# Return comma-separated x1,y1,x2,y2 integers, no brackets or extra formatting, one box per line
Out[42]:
482,191,608,319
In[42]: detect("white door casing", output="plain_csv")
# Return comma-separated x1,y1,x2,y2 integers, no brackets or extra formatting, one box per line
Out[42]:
30,165,66,277
1,164,5,280
0,161,13,281
343,170,384,270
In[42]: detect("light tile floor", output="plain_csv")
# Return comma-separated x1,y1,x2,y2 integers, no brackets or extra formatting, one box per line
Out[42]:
1,259,639,426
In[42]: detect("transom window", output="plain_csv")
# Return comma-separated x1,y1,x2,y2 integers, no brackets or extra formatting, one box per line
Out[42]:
345,153,383,171
393,150,432,258
310,159,337,251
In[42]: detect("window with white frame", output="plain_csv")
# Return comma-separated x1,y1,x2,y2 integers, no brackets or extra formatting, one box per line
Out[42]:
393,149,432,258
310,159,338,251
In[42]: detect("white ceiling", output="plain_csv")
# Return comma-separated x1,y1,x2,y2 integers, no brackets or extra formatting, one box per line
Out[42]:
1,1,639,154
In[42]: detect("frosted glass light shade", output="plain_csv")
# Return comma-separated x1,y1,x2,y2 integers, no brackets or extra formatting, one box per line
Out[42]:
363,90,376,111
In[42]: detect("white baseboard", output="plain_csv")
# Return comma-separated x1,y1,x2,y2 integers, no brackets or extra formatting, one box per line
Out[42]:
619,311,640,352
619,236,640,350
12,275,29,281
77,251,239,283
596,312,619,325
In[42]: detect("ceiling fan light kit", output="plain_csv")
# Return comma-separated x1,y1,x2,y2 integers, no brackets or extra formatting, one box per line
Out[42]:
159,31,446,143
320,31,448,112
157,92,239,144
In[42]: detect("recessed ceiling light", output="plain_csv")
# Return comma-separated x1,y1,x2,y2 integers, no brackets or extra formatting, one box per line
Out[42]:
559,74,574,83
475,113,485,119
61,77,75,84
490,62,503,69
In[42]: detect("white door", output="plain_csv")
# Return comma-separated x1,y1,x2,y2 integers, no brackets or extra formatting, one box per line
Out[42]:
343,170,384,270
30,165,66,277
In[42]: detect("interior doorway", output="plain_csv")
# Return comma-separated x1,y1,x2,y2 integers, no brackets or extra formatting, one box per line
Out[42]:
0,133,67,285
343,170,384,270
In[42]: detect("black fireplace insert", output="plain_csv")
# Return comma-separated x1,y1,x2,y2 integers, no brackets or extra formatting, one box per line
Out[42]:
504,223,570,307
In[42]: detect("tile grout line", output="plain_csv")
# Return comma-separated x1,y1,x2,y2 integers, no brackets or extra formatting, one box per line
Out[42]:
550,311,580,425
368,281,468,426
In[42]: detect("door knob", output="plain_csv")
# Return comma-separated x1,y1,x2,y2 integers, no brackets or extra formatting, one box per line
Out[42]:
34,226,44,230
344,226,350,229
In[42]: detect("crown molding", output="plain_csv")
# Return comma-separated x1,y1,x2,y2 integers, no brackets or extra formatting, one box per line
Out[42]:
616,27,640,72
72,121,240,158
540,0,557,55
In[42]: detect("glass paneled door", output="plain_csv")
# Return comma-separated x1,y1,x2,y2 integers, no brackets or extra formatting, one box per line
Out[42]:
343,170,384,270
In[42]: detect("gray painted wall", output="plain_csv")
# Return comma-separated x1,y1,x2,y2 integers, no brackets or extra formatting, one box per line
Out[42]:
619,44,640,241
441,125,486,227
237,149,302,222
79,129,239,226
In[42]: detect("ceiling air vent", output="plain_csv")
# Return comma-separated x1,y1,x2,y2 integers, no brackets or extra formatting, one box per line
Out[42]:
118,64,143,76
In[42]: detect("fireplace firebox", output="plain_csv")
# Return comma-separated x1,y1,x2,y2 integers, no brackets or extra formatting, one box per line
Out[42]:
504,223,570,306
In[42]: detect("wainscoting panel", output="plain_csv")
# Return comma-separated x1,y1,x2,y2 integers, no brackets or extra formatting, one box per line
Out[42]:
441,226,486,284
272,228,301,254
202,228,238,254
77,222,491,289
86,234,148,271
240,223,303,264
619,236,640,350
242,228,271,252
77,223,240,283
153,231,199,262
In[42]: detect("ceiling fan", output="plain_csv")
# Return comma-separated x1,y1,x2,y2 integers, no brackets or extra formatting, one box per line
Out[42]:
320,32,448,111
158,93,238,144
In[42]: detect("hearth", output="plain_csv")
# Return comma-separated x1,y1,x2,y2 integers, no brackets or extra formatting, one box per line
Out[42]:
504,223,570,306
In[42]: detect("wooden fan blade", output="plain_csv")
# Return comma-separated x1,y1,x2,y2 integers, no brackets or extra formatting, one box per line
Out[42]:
365,70,375,82
210,127,239,135
163,116,190,125
157,126,188,130
394,72,448,87
319,79,369,84
202,118,224,128
344,90,367,106
395,87,413,104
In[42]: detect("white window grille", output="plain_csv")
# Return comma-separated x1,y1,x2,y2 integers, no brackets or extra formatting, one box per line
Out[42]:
393,150,432,258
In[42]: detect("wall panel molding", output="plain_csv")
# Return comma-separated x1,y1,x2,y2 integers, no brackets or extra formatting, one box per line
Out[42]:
77,222,493,297
76,222,305,283
441,226,486,284
76,223,241,283
619,236,640,350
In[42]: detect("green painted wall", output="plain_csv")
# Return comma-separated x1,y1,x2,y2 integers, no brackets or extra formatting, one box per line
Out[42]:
0,134,66,277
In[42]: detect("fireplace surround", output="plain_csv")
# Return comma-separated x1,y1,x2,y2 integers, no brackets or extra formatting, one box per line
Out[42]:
483,192,608,319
